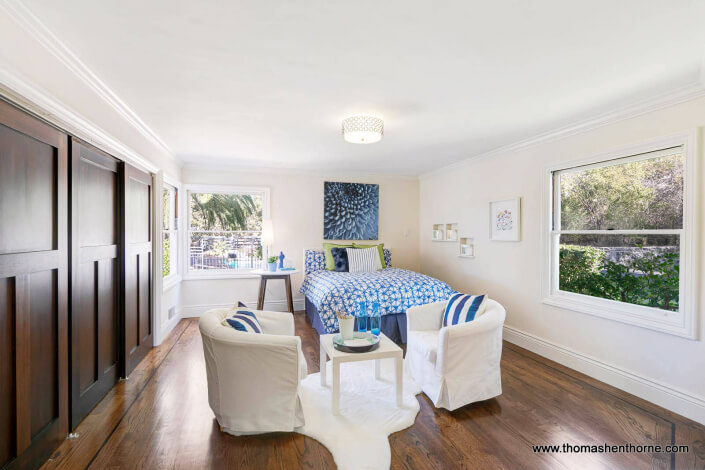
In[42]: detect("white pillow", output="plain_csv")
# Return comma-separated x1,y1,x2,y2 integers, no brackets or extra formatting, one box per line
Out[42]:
347,247,382,272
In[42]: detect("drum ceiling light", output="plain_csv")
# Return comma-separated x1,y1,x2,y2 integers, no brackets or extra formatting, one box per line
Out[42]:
342,115,384,144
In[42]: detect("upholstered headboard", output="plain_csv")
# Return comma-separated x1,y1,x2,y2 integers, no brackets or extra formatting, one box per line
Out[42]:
303,248,392,274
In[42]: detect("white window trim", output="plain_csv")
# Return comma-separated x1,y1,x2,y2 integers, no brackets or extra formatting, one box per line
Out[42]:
183,184,270,281
540,131,698,339
162,175,182,290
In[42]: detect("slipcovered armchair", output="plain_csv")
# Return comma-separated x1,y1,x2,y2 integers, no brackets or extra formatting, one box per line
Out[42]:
199,307,308,435
405,299,506,411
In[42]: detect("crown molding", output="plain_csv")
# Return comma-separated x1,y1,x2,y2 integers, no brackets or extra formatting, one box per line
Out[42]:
0,60,159,173
0,0,176,162
420,81,705,180
181,162,420,181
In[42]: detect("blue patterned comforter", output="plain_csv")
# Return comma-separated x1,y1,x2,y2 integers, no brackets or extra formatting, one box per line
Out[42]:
300,268,455,333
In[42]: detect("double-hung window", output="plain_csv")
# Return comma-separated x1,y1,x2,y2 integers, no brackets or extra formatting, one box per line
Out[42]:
186,186,269,277
162,183,178,281
544,134,696,338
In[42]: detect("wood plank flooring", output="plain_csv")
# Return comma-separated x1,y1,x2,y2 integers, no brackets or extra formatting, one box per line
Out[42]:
41,314,705,470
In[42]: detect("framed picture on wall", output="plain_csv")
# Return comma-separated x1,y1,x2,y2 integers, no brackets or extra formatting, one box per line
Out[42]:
323,181,379,240
489,197,521,241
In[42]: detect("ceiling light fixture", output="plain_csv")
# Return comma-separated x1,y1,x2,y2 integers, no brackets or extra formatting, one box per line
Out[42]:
342,114,384,144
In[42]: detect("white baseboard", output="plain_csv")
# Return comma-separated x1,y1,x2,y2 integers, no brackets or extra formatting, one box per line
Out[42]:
182,299,306,318
503,325,705,426
155,308,182,346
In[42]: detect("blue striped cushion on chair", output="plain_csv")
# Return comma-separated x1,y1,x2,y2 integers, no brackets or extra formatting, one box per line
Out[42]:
442,293,487,327
224,309,262,333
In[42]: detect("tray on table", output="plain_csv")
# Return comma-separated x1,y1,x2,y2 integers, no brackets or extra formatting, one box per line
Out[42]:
332,332,380,353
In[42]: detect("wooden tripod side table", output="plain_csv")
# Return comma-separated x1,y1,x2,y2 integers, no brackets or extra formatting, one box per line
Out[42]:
250,268,299,313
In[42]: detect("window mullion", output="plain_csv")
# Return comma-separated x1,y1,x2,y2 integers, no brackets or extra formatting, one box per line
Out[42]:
555,229,683,235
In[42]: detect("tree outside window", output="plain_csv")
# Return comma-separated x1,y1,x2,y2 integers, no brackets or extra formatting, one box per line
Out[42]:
188,190,265,272
163,184,177,278
553,150,683,312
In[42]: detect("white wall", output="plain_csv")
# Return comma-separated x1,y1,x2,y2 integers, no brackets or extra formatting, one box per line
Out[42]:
157,282,182,341
419,95,705,425
180,168,419,316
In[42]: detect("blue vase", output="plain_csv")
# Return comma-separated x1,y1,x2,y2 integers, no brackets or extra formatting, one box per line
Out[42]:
357,301,368,333
370,302,380,336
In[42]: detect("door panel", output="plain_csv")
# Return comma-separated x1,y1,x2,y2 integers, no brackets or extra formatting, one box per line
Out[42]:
0,277,16,466
0,99,68,470
77,262,96,392
123,165,153,376
69,139,121,429
98,258,119,375
29,270,59,439
0,124,56,254
138,254,151,342
128,178,150,243
79,156,117,247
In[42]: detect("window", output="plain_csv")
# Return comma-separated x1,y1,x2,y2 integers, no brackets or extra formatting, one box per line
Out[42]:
162,183,178,280
544,134,696,338
186,186,269,275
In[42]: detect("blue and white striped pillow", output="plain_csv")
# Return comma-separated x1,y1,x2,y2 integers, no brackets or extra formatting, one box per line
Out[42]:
224,309,262,333
442,293,487,327
347,247,382,272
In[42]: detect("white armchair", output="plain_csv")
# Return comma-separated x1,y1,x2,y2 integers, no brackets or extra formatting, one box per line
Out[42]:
199,308,308,435
405,299,506,411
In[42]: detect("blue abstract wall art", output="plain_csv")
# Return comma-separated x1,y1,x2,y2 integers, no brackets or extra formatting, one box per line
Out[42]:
323,182,379,240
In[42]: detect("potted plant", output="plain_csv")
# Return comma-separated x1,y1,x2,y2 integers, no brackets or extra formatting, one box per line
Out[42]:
267,255,278,272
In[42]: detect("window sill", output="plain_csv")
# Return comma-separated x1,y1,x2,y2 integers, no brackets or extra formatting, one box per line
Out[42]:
542,291,695,339
163,274,182,292
183,272,261,281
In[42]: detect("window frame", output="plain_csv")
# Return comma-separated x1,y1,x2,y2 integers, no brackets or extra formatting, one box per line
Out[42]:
162,177,180,290
541,131,698,339
183,184,270,280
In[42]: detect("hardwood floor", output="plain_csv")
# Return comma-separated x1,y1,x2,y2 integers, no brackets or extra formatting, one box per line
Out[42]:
41,314,705,470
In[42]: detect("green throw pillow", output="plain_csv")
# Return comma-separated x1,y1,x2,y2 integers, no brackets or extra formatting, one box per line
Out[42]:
322,242,354,270
352,242,386,268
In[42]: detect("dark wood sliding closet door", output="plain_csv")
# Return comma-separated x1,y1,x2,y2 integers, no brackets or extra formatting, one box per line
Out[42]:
69,139,122,429
123,164,153,376
0,100,69,470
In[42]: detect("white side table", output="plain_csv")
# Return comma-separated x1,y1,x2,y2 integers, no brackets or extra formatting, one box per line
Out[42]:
250,268,299,313
319,333,403,416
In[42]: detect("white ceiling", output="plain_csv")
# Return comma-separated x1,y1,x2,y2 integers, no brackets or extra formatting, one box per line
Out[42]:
23,0,705,176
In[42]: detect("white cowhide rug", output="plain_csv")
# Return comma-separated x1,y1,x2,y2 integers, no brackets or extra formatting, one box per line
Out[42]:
295,359,421,470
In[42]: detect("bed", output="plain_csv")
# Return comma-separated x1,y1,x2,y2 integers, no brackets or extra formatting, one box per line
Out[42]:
299,249,455,342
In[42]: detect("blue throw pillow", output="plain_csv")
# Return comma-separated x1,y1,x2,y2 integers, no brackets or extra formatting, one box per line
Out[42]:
443,293,487,327
331,247,349,272
224,309,262,333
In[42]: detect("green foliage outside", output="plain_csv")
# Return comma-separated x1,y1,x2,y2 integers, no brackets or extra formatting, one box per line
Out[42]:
560,155,683,231
190,193,261,231
162,188,171,230
162,235,170,278
559,245,679,311
163,188,171,278
558,153,682,312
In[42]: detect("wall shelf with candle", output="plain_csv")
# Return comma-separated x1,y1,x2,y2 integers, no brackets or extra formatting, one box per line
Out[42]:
458,237,475,258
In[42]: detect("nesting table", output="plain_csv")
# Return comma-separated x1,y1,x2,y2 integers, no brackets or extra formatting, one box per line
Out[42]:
319,332,403,415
